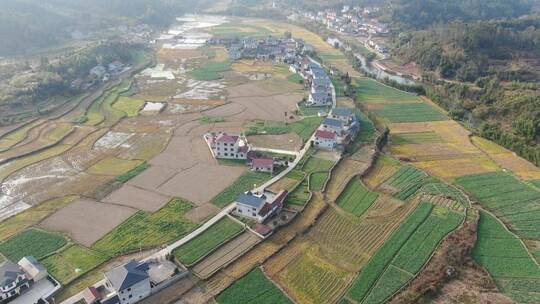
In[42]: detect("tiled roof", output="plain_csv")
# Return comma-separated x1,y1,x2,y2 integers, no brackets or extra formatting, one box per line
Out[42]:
105,260,149,291
236,193,266,208
332,107,353,117
216,133,239,143
323,118,344,128
315,129,337,139
252,158,274,168
0,260,24,287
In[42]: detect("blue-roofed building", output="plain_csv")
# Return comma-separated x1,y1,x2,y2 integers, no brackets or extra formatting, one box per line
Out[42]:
322,118,344,133
234,190,288,223
330,107,355,123
308,92,331,106
311,77,331,94
104,260,151,304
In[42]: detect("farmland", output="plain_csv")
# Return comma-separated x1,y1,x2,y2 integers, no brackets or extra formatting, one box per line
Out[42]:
216,268,292,304
92,198,199,255
42,245,108,285
0,228,68,262
211,172,272,207
0,196,76,241
112,96,145,117
456,172,540,239
391,132,443,145
244,117,323,143
309,172,329,191
383,165,429,200
355,78,422,104
336,178,379,216
473,211,540,303
344,203,463,304
190,60,231,81
373,103,447,123
173,217,244,266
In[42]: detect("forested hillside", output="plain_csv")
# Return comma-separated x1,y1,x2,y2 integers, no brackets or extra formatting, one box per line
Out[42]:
386,0,540,165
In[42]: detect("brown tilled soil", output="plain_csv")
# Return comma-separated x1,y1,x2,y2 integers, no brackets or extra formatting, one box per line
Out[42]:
40,199,137,246
128,165,178,191
157,163,245,205
184,203,220,222
101,185,171,212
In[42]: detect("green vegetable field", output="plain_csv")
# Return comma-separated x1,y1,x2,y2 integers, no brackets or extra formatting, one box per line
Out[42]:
373,103,448,123
0,229,67,262
216,268,292,304
336,178,379,216
473,211,540,303
345,202,464,304
384,166,429,200
456,172,540,239
92,198,198,255
211,172,272,207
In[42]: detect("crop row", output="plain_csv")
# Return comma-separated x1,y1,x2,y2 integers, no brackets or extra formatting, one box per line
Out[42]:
216,268,292,304
472,211,540,303
173,217,244,266
456,172,540,239
336,178,379,216
346,203,433,302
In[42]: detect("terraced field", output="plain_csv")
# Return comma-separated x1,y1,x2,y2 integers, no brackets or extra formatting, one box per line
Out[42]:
473,211,540,303
345,203,464,304
373,103,447,123
216,268,292,304
336,178,379,216
382,165,429,200
456,172,540,239
173,217,244,266
355,78,422,104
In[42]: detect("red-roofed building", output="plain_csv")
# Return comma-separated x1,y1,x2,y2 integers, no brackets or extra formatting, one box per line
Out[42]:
314,129,337,149
250,158,274,173
204,132,250,160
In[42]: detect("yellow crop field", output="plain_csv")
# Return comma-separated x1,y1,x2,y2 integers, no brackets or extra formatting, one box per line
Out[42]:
275,244,353,304
472,136,540,180
363,156,400,189
415,155,500,179
113,97,145,117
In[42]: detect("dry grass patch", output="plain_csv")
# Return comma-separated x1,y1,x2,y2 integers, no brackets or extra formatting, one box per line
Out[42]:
363,156,401,189
472,136,540,180
87,157,144,176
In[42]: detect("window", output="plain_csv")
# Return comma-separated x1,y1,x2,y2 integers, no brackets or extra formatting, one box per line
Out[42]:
252,213,256,216
224,153,228,156
128,288,131,292
129,295,133,299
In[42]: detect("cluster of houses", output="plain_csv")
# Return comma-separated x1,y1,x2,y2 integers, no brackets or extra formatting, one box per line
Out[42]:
290,5,389,37
290,59,333,107
222,36,312,63
314,107,359,150
0,256,59,304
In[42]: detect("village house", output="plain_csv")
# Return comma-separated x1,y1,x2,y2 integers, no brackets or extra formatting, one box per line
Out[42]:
314,129,337,149
0,260,29,302
311,77,331,93
90,65,106,78
103,260,151,304
321,117,345,134
233,190,288,223
307,91,332,107
250,158,274,173
204,132,250,160
329,107,356,123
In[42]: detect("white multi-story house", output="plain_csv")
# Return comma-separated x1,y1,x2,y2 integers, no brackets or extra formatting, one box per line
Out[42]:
314,129,337,149
204,132,250,160
0,260,29,301
104,260,151,304
234,190,288,223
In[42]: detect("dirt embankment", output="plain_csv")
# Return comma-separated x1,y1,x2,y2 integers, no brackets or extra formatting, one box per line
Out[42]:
389,210,514,304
